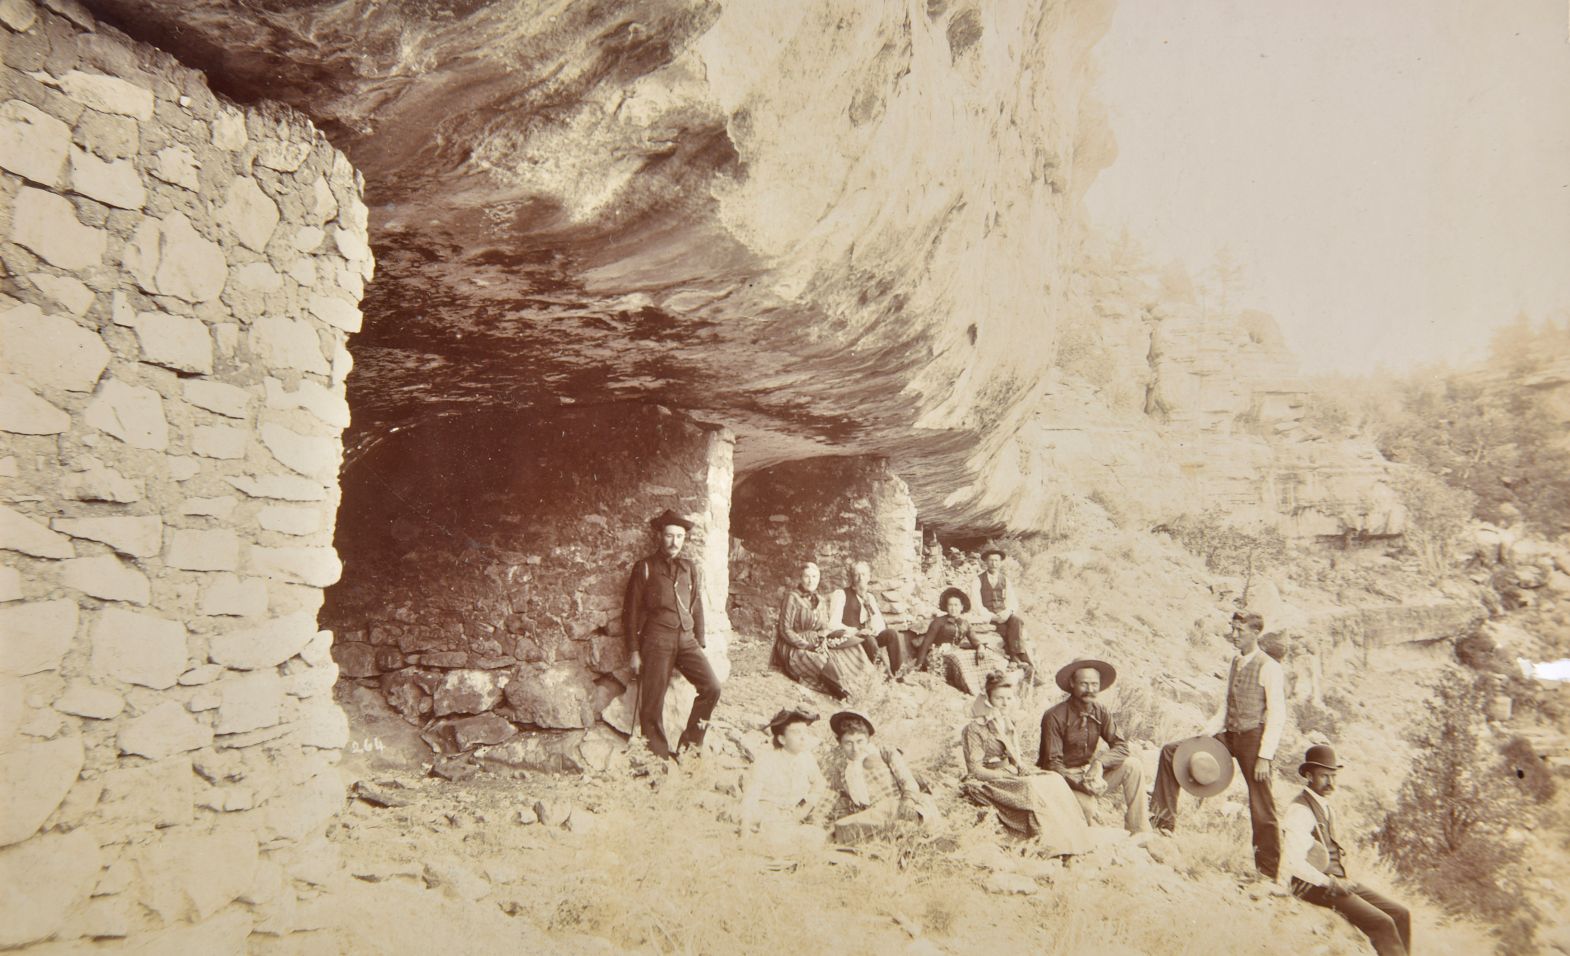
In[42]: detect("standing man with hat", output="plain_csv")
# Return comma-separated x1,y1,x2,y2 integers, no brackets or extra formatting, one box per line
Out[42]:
1279,745,1411,956
1037,658,1148,834
1150,609,1285,878
623,508,723,760
972,548,1037,672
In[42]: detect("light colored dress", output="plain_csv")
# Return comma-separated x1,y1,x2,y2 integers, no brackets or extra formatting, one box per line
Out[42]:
772,587,880,699
961,709,1091,856
739,747,829,848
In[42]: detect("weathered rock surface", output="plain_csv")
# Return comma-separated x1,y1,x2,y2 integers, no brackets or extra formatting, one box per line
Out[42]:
92,0,1120,530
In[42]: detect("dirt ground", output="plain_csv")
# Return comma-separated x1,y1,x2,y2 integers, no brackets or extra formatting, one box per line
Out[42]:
261,530,1556,954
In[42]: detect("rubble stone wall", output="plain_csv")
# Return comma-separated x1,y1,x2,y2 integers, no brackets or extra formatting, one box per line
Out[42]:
729,455,921,637
322,404,734,768
0,2,366,948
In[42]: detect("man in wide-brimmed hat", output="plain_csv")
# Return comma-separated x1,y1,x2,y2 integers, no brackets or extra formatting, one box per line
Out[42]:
1150,609,1285,878
1279,745,1411,956
971,548,1037,672
1037,658,1148,833
622,508,723,760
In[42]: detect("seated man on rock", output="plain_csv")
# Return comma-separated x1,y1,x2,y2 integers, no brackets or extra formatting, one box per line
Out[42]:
911,587,1010,695
971,547,1038,675
1279,745,1412,956
820,709,940,842
826,560,902,678
1037,658,1148,834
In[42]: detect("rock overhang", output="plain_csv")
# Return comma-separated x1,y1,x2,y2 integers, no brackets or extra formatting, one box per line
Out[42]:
83,0,1119,531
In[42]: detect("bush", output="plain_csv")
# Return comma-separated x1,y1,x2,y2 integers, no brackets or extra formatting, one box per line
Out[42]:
1291,697,1340,740
1155,508,1287,597
1374,672,1538,951
1389,466,1475,579
1499,735,1556,805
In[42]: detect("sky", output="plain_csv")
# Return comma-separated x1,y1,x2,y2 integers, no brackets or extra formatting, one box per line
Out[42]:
1084,0,1570,375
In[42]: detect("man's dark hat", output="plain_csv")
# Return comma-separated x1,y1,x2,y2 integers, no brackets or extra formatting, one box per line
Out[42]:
1173,735,1234,797
981,547,1007,561
1055,658,1117,693
1299,744,1344,777
766,707,819,738
829,710,875,738
649,508,694,533
937,586,971,613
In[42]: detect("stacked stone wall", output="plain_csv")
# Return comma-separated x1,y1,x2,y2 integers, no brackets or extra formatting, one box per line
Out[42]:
0,2,366,948
322,404,733,770
729,455,920,637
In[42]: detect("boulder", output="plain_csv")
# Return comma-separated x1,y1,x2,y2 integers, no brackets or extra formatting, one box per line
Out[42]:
433,668,508,716
90,606,187,689
0,829,102,948
504,663,596,729
0,735,84,845
118,701,212,760
0,599,79,676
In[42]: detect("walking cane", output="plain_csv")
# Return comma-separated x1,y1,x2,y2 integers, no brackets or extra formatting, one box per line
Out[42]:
629,652,643,743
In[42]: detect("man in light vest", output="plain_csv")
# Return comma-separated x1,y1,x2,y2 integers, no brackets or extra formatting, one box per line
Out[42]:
1150,609,1284,878
971,548,1037,674
1279,745,1411,956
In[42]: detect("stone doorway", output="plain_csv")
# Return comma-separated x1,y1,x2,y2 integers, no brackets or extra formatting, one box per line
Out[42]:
321,403,733,770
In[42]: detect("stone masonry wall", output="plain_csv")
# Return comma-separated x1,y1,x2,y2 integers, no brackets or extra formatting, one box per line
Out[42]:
322,404,734,771
0,2,367,949
729,455,920,639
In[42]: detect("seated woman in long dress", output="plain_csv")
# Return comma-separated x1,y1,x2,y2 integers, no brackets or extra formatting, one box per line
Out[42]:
820,709,943,843
911,587,1010,695
738,707,829,847
771,562,880,700
960,670,1091,856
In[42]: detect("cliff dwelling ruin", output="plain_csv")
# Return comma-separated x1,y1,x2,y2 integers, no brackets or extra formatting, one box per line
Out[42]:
5,1,1562,953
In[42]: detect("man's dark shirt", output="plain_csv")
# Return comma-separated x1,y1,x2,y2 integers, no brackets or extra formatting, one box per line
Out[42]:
623,553,705,653
1038,697,1130,778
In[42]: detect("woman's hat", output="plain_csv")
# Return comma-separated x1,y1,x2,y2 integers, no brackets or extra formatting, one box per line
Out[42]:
1173,736,1235,797
1054,658,1117,693
984,669,1021,694
829,710,876,738
1298,744,1344,777
649,508,694,532
765,707,819,738
937,586,971,613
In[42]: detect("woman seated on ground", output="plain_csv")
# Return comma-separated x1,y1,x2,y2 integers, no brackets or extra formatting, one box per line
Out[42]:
960,670,1091,856
772,561,880,700
739,707,829,846
820,710,943,843
911,587,1010,695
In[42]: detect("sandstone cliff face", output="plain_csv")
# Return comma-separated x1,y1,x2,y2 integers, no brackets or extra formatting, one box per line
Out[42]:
87,0,1119,527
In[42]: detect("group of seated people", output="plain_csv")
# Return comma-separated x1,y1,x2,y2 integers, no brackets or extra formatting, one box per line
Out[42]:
752,595,1413,956
772,550,1039,700
740,664,1121,859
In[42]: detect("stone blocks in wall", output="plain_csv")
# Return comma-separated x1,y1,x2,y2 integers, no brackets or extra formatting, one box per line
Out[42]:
0,1,368,949
730,455,921,637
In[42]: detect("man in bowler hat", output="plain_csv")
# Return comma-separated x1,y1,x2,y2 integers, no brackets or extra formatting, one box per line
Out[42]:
623,508,722,760
1279,745,1411,956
